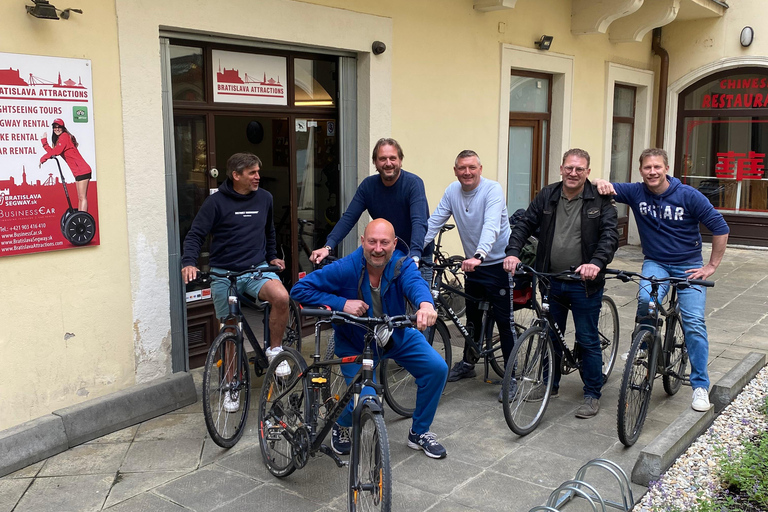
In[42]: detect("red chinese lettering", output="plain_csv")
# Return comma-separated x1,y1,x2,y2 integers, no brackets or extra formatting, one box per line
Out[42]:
715,151,765,181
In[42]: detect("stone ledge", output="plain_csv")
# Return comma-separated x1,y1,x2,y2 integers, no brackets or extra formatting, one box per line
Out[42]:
631,352,765,487
0,372,197,478
0,414,68,477
711,352,766,413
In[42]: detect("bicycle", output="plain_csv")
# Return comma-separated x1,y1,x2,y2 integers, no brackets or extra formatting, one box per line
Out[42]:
501,264,620,436
195,266,302,448
432,224,467,318
606,269,714,447
258,309,417,512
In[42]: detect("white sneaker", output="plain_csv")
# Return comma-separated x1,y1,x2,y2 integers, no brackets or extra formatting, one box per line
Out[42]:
692,387,711,412
620,351,630,362
265,346,292,378
621,349,647,362
223,390,240,413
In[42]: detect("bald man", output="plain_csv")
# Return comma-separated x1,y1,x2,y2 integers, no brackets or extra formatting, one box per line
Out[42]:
291,219,449,459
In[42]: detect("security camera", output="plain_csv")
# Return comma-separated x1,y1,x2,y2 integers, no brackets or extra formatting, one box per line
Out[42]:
372,41,386,55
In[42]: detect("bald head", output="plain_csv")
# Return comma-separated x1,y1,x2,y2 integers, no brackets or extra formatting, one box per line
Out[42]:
362,219,396,269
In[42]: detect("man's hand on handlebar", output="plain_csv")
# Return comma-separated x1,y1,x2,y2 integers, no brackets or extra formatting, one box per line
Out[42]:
343,299,369,316
182,265,199,284
416,302,437,331
574,263,600,281
503,255,521,273
310,246,330,265
685,263,717,281
269,258,286,271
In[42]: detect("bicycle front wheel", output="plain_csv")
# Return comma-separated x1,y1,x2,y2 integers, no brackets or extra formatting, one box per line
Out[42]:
349,405,391,512
617,330,657,447
257,347,307,478
380,319,451,418
502,326,553,436
202,332,251,448
662,313,688,396
282,299,303,352
599,295,620,384
440,264,466,318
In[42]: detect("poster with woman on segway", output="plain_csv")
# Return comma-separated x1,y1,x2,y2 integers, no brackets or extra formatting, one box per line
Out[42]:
0,51,99,257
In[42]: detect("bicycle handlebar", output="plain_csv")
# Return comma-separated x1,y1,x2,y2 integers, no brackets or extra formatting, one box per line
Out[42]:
300,309,416,328
513,263,582,282
603,268,714,288
196,265,283,281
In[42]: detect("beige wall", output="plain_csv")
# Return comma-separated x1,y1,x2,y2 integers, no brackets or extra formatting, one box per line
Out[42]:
0,1,133,429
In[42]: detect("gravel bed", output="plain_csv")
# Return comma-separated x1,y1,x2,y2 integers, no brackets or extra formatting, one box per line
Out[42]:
634,365,768,511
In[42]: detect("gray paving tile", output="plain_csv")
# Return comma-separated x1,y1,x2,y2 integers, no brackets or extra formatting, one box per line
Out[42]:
1,461,43,479
491,446,584,489
103,471,187,508
200,435,259,467
425,499,482,512
391,480,441,511
209,484,322,512
13,474,113,512
85,425,138,444
440,410,520,467
104,492,189,511
213,445,277,482
393,451,481,496
450,470,552,512
524,424,617,462
154,466,260,511
133,412,209,441
38,442,129,477
0,478,31,512
121,439,202,472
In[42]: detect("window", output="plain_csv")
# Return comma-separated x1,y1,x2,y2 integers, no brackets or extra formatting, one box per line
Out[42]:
610,85,636,220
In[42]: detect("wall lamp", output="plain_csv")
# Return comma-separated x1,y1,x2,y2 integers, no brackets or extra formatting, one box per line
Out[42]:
740,26,754,47
26,0,82,20
534,35,554,51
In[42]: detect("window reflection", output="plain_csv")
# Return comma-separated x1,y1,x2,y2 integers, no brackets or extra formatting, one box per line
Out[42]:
294,59,336,107
171,46,205,102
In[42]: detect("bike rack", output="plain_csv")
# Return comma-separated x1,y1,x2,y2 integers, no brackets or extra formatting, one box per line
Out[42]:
528,458,635,512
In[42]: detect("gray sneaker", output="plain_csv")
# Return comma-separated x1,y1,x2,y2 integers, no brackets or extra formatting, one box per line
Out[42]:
575,396,599,419
524,384,558,403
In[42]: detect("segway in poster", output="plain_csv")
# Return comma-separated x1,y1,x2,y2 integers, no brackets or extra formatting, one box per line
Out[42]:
0,51,99,257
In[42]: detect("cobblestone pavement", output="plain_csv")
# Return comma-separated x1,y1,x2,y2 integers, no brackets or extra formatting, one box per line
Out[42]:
3,245,767,512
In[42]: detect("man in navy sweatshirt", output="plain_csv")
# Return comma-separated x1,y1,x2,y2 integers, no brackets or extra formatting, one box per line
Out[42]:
309,138,430,265
182,153,291,411
292,219,448,459
594,148,729,412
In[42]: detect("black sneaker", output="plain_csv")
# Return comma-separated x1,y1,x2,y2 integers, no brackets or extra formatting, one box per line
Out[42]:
407,429,447,459
331,423,351,455
447,361,476,382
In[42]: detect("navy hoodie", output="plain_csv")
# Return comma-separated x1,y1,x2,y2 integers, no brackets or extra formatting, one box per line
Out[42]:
613,176,729,266
182,179,277,270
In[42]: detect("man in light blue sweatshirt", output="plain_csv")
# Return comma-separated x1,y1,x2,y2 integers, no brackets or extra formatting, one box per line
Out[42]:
424,150,512,401
594,148,729,412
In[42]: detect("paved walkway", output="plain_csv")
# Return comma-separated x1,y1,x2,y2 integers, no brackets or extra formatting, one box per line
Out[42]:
2,245,767,512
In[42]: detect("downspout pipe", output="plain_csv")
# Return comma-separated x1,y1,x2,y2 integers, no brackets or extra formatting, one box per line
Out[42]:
652,27,669,149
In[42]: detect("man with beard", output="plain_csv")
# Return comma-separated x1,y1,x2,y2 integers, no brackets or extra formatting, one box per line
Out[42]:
292,219,448,459
310,138,430,265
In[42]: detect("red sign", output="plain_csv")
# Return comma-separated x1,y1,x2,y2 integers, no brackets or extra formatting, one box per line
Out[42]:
715,151,765,181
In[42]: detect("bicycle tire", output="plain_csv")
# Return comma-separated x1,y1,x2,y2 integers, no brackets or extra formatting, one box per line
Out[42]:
502,325,553,436
319,334,345,431
257,347,307,478
439,263,466,319
599,295,620,384
487,313,506,378
282,299,302,352
349,405,391,512
617,330,657,447
380,319,452,418
202,332,251,448
513,303,538,338
662,313,688,396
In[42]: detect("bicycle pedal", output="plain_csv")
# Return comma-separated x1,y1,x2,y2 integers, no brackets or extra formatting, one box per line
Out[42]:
265,425,283,441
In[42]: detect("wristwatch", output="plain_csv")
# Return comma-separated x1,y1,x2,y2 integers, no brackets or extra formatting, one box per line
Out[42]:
324,245,332,252
473,253,485,263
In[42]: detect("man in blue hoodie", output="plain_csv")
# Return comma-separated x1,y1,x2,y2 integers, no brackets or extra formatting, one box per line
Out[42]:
292,219,448,459
594,148,729,412
182,153,291,411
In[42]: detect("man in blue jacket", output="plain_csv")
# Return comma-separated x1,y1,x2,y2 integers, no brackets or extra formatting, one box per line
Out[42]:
594,148,729,412
292,219,448,459
182,153,290,411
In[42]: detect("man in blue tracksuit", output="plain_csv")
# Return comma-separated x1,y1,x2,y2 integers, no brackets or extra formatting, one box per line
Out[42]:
292,219,448,459
594,148,729,412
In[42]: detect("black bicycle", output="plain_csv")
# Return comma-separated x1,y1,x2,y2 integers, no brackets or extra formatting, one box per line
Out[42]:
432,224,467,318
196,266,302,447
258,309,417,512
501,264,620,436
606,269,714,446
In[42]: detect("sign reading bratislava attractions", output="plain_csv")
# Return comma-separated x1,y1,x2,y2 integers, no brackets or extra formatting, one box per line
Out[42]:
0,52,99,257
212,50,287,106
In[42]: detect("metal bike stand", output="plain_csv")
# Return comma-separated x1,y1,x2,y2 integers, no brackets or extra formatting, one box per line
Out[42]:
528,458,635,512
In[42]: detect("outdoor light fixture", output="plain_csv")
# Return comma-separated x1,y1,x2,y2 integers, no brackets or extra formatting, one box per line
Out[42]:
535,35,554,51
740,26,754,47
25,0,82,20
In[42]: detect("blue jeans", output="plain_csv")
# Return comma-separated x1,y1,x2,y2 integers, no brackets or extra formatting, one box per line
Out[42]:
637,259,709,390
548,279,604,399
335,328,448,435
209,263,280,319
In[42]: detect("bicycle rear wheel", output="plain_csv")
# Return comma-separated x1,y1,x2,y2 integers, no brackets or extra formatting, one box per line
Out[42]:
599,296,620,384
380,319,451,418
617,330,657,447
282,299,303,352
662,313,688,396
257,347,307,478
202,332,251,448
349,405,391,512
502,326,553,436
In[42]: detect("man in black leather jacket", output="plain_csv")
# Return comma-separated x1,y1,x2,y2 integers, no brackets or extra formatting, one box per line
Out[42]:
504,148,618,419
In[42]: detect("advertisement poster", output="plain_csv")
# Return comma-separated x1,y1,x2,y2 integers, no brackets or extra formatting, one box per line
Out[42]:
0,52,99,257
212,50,287,106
